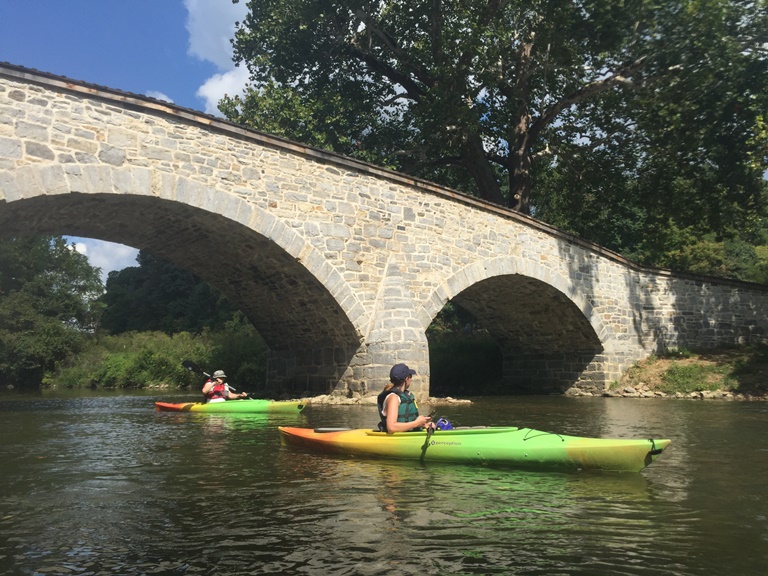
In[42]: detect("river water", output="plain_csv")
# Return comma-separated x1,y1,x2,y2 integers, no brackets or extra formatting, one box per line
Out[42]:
0,392,766,576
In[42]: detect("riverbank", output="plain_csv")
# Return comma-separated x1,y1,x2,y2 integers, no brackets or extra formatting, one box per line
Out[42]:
589,346,768,400
300,346,768,404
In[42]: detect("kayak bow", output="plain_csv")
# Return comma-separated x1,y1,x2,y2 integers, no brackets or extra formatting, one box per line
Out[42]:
278,426,671,472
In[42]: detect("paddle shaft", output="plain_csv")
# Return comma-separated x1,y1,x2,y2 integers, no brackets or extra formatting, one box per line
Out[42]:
182,359,251,397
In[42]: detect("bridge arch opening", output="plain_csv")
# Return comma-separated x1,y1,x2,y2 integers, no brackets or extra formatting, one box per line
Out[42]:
0,193,365,393
424,263,608,396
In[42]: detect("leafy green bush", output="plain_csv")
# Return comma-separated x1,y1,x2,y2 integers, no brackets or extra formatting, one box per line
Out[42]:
48,328,267,390
206,312,268,388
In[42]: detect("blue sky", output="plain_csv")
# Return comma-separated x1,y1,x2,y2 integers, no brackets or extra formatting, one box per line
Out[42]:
0,0,249,282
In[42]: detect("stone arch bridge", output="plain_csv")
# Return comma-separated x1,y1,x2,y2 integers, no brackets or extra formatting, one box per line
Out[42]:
2,63,767,400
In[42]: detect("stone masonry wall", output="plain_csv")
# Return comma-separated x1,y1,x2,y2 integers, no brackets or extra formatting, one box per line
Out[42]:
1,63,767,399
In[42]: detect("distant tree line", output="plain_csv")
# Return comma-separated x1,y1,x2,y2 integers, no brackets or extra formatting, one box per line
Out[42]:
99,251,240,334
0,237,266,391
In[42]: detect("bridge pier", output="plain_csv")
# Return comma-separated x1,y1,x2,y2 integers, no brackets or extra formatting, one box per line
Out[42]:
355,337,431,402
264,337,432,402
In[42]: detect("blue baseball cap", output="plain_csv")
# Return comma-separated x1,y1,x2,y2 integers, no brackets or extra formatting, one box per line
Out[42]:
390,363,416,380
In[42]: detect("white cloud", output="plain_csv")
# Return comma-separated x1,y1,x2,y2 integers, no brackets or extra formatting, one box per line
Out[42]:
196,65,250,115
185,0,249,116
66,237,139,284
185,0,245,69
145,90,174,103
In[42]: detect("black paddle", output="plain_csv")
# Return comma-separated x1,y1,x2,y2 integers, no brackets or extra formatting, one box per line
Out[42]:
419,423,435,462
182,359,210,378
418,412,440,461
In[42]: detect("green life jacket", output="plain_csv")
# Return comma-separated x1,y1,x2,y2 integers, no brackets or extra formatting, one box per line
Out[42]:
377,388,420,432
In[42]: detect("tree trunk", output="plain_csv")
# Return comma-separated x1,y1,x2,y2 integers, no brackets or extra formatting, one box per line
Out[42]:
509,144,532,215
506,37,534,215
460,132,505,206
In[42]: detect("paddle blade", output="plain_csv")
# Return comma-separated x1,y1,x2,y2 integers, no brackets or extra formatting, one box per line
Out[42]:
182,360,200,373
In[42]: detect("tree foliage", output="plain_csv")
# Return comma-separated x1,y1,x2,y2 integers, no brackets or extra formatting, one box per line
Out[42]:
223,0,768,280
0,236,103,388
535,1,768,275
228,0,662,209
50,325,269,393
99,250,240,335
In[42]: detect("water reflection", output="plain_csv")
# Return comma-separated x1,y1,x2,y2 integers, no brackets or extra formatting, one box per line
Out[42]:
271,448,666,573
0,394,766,575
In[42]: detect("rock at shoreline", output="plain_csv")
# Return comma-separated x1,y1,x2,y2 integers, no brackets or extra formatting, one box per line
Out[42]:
300,394,472,406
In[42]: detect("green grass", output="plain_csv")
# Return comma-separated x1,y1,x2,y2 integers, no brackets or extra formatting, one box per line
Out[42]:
618,344,768,396
658,363,725,394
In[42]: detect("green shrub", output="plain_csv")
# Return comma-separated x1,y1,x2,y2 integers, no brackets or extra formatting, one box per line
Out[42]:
48,328,267,390
659,364,723,394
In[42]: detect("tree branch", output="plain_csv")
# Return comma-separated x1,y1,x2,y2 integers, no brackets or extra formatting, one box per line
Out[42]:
353,9,435,88
530,57,648,140
345,44,427,101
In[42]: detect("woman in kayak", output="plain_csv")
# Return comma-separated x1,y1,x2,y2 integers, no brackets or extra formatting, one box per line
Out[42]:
377,363,433,433
202,370,247,403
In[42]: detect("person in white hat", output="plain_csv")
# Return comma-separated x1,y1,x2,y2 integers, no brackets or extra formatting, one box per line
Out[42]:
202,370,247,403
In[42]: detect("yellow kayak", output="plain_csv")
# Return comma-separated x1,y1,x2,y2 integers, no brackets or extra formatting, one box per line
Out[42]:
278,426,671,472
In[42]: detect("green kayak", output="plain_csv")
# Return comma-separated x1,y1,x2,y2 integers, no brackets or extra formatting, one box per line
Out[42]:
155,399,306,414
278,426,671,472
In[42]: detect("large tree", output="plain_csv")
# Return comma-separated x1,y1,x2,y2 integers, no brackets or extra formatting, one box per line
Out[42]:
532,1,768,277
99,251,239,335
0,236,103,388
223,0,768,220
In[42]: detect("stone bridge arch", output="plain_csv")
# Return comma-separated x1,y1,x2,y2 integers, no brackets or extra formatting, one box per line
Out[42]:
1,172,370,392
421,257,617,393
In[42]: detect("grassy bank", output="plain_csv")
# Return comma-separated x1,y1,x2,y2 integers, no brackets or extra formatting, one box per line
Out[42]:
614,345,768,398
